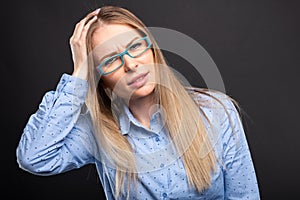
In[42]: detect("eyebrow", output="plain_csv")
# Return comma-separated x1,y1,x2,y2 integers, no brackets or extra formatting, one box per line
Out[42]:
99,36,140,61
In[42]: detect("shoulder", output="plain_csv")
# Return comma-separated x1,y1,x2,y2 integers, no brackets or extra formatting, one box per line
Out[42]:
186,86,239,113
186,87,247,160
186,86,243,140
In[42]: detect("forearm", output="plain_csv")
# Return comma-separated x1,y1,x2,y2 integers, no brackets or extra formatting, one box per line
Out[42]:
16,73,92,175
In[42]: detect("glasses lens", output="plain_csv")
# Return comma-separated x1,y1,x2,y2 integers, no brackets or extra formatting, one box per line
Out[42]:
98,37,151,75
100,55,122,74
128,38,149,57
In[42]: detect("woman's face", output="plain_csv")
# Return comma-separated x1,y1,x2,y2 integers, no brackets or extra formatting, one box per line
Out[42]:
92,23,156,100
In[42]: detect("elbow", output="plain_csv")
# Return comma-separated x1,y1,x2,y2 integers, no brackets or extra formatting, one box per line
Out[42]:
16,157,37,175
16,148,39,175
16,147,55,176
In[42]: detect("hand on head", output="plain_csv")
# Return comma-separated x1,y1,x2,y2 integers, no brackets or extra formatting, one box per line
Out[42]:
70,8,100,80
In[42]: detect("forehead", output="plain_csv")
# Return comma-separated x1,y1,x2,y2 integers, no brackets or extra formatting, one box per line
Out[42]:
92,23,141,50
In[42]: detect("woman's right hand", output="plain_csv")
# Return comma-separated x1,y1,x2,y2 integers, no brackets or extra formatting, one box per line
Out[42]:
70,8,100,80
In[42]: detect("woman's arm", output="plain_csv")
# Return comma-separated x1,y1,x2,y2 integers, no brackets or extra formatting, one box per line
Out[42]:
16,74,97,176
220,97,260,199
16,9,101,176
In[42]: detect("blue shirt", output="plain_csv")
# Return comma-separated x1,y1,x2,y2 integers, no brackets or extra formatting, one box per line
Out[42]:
16,73,260,199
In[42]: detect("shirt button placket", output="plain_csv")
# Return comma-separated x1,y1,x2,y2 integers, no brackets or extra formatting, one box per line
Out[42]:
162,192,168,199
155,136,160,142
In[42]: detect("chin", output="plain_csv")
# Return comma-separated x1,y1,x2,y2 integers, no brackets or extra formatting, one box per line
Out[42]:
130,83,156,99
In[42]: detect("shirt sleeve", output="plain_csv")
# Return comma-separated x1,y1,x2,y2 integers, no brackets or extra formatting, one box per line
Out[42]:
16,73,97,176
219,96,260,199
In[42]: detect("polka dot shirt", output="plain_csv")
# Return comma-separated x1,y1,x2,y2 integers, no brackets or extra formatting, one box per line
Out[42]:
16,74,260,199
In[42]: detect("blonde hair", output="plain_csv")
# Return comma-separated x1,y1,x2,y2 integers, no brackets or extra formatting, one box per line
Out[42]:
85,5,238,199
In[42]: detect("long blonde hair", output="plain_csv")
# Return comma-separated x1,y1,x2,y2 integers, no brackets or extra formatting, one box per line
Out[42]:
85,5,237,199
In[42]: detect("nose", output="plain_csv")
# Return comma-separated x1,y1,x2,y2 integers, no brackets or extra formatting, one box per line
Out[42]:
123,54,137,72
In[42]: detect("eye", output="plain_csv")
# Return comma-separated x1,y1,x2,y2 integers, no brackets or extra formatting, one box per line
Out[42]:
129,42,142,50
103,56,118,66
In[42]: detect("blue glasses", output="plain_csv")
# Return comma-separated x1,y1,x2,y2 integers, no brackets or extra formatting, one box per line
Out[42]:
96,36,152,76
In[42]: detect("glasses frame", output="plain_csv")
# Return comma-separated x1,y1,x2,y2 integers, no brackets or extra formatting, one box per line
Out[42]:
96,36,152,76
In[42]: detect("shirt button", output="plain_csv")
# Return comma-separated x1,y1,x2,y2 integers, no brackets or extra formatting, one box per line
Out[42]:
162,193,168,198
155,136,160,142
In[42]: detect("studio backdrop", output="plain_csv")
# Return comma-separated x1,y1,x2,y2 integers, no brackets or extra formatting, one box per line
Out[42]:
3,0,299,199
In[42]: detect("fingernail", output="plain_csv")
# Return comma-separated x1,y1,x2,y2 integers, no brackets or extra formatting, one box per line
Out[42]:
95,8,100,13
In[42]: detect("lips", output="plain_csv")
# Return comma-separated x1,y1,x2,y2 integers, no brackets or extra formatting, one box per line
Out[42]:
128,73,149,86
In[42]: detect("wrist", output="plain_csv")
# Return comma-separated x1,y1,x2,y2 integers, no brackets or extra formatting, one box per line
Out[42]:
72,68,88,81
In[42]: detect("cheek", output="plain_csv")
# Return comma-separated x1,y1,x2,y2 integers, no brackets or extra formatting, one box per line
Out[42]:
101,77,115,89
102,73,127,93
102,76,120,89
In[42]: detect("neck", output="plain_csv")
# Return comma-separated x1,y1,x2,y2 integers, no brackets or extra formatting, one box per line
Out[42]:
128,92,157,129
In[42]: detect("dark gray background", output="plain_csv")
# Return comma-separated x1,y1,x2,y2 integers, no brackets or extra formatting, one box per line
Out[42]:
3,0,299,199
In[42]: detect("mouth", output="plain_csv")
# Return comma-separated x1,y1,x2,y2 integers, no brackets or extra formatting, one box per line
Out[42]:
128,72,149,87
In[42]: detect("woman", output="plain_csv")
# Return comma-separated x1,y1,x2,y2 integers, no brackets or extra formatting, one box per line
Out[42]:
16,6,260,200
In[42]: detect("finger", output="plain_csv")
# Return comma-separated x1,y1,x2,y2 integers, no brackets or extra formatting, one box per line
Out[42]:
79,15,98,40
78,8,100,32
71,9,100,41
83,8,100,24
70,22,83,42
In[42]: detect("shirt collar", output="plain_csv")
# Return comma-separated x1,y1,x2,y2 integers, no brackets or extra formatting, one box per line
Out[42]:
118,103,134,135
118,102,163,135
